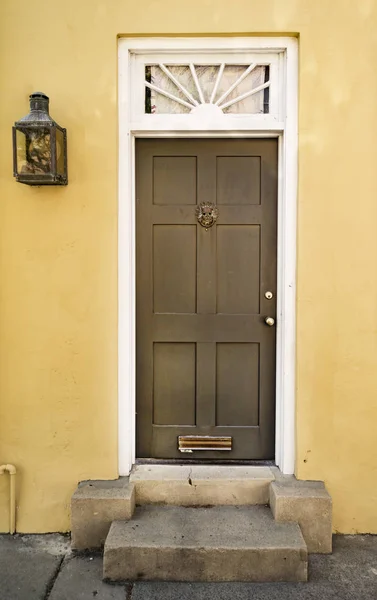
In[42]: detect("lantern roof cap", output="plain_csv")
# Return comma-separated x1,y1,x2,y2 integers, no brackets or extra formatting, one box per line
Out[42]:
15,91,59,127
29,92,49,99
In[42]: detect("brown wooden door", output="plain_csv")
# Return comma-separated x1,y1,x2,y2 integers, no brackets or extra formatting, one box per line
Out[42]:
136,139,277,459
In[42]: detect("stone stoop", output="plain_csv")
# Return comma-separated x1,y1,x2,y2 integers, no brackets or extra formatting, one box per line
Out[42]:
70,466,332,582
130,464,275,506
103,505,308,583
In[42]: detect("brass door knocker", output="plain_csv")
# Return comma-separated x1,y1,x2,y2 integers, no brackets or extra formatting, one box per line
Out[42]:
195,202,219,229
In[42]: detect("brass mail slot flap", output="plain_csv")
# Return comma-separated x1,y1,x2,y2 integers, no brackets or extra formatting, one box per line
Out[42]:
178,435,232,451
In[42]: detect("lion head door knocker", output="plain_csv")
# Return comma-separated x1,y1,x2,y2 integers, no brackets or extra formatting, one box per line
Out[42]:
195,202,219,230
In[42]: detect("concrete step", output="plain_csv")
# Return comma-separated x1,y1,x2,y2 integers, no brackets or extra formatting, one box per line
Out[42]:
130,464,274,506
71,479,135,550
270,479,332,553
103,505,308,583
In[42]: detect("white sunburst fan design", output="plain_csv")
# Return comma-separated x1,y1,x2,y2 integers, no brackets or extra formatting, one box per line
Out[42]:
145,63,270,115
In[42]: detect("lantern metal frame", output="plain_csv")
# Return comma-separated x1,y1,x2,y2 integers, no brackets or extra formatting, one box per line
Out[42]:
12,92,68,186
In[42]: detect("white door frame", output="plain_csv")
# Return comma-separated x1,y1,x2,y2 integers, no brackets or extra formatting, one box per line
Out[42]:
118,37,298,475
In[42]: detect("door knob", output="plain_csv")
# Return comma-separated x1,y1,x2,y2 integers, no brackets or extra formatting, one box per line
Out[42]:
265,317,275,327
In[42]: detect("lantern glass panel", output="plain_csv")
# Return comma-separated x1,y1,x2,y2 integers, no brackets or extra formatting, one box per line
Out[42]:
18,128,52,175
28,129,51,174
15,129,27,174
56,128,65,175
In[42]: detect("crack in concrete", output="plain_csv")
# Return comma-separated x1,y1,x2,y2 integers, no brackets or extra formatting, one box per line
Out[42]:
43,555,65,600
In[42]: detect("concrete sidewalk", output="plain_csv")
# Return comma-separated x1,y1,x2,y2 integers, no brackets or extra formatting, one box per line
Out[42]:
0,534,376,600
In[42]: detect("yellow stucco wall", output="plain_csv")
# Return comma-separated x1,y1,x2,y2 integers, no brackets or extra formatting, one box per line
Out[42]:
0,0,377,534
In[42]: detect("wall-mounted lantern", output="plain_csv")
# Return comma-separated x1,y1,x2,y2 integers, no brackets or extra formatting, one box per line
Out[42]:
13,92,67,186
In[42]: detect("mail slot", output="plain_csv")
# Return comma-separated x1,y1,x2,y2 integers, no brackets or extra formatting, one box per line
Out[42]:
178,435,232,452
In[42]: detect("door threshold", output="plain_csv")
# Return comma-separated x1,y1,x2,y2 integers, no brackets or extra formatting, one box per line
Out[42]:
136,458,275,467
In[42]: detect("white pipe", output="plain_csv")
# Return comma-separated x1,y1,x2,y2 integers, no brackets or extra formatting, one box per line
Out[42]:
0,464,16,534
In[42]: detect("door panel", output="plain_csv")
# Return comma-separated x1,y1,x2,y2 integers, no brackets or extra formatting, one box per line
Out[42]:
153,343,196,426
136,138,277,459
153,225,197,314
216,156,261,205
216,225,260,314
216,343,260,427
153,156,197,205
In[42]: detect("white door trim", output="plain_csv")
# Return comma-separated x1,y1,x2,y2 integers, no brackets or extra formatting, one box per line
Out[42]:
118,37,298,475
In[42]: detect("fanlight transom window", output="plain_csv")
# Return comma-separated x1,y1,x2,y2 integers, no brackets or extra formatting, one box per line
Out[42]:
145,63,270,115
